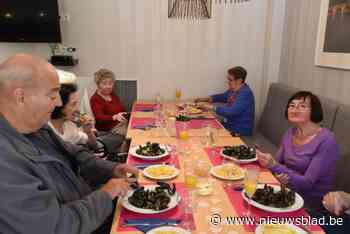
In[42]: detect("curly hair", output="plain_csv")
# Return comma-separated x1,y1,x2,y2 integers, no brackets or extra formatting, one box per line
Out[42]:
94,68,116,85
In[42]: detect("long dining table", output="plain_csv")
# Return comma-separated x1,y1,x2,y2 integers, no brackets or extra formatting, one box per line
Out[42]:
110,101,324,234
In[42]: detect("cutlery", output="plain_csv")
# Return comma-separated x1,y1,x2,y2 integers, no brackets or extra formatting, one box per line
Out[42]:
134,162,174,169
190,116,215,120
133,125,156,130
123,219,181,227
139,109,154,112
123,222,179,227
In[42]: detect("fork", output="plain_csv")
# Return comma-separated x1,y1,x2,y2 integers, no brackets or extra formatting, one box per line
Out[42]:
122,221,179,227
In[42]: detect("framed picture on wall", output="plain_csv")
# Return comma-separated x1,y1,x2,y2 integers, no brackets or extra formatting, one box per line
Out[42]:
315,0,350,70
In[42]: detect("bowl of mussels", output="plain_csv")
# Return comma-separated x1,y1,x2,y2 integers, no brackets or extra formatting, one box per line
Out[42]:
130,142,169,160
220,145,257,164
122,182,181,214
242,184,304,213
176,114,192,122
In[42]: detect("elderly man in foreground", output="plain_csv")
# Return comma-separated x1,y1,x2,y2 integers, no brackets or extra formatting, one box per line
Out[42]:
0,54,138,234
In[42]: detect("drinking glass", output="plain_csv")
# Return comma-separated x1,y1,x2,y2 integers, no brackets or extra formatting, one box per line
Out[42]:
195,160,211,178
208,125,218,147
178,121,189,141
243,166,260,217
155,92,161,105
184,160,198,213
194,159,212,196
165,117,176,137
175,88,182,102
184,160,198,190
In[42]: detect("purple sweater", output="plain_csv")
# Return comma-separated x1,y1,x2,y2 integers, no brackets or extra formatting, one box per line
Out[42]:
269,128,339,210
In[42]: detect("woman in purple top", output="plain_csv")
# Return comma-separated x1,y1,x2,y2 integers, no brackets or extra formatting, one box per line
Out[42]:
257,91,339,211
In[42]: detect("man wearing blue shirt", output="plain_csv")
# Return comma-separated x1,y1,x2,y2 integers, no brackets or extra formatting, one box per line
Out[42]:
195,66,255,136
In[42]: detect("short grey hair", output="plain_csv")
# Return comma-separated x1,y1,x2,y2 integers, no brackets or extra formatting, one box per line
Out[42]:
94,68,116,85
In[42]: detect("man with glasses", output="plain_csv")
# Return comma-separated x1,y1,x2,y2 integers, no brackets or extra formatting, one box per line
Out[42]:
0,54,138,234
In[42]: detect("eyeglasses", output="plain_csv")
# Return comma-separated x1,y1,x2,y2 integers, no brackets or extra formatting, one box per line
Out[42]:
288,103,310,111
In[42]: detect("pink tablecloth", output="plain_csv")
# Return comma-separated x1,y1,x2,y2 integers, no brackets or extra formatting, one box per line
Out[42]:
133,103,157,111
176,119,221,130
130,117,155,129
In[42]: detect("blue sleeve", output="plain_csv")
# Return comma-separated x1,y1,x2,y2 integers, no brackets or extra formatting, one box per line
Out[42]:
270,137,339,193
215,89,253,118
211,91,229,103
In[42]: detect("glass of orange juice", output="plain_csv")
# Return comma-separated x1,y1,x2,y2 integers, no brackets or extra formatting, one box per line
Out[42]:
175,88,182,102
184,160,198,212
244,166,260,217
184,160,198,189
178,122,189,141
185,173,198,190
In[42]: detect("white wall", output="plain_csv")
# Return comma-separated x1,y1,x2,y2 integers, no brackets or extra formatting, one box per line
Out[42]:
0,0,286,115
59,0,269,102
0,43,50,64
259,0,286,113
279,0,350,105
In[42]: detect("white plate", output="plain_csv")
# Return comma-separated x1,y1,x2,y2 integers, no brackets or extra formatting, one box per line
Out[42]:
243,184,304,213
186,107,203,115
143,164,180,180
122,184,181,214
255,223,308,234
220,149,257,164
130,144,169,161
210,164,245,180
146,226,191,234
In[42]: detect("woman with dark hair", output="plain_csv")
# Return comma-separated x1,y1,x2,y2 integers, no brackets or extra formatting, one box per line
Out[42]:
195,66,255,136
49,83,98,149
257,91,339,212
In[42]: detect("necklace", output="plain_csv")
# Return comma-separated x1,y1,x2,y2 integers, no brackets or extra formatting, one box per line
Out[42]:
293,127,321,146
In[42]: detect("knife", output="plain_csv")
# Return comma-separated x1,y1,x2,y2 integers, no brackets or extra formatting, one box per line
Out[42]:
133,125,156,130
123,219,180,227
190,116,215,120
134,162,174,169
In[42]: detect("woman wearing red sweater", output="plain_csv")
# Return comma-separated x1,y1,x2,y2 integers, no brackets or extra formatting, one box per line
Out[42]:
90,68,128,134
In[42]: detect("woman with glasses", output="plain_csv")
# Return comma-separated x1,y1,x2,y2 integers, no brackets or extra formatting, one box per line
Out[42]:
195,66,255,136
257,91,339,214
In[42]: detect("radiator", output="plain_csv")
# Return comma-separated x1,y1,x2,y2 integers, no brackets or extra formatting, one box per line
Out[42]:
113,80,137,112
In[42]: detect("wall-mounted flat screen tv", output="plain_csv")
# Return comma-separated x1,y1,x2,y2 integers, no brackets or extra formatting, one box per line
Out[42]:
0,0,61,42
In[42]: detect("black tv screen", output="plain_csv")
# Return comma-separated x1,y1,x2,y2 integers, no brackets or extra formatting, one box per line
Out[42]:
0,0,61,42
